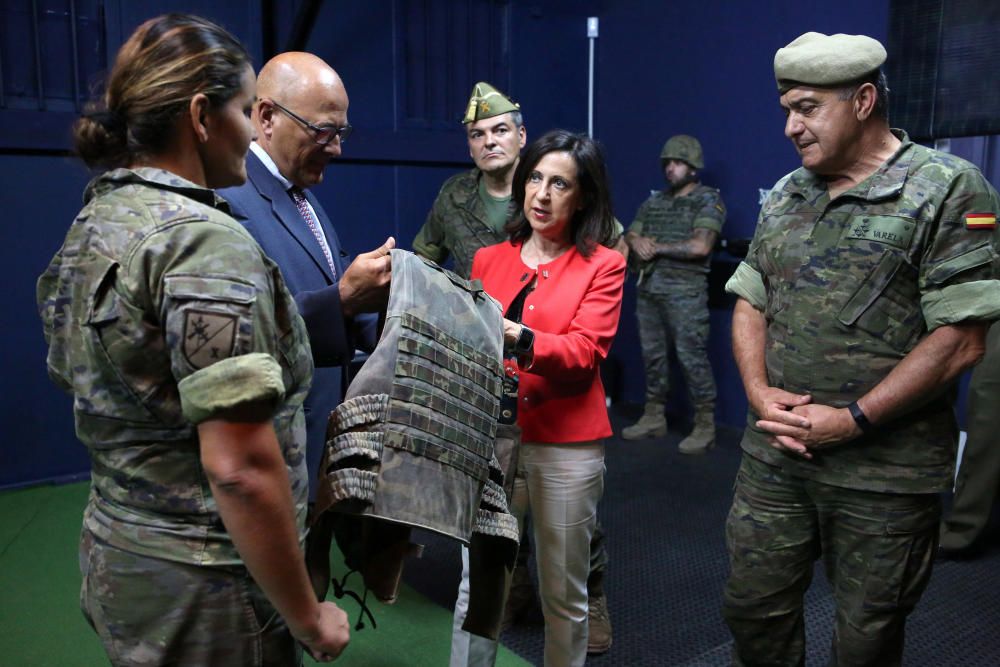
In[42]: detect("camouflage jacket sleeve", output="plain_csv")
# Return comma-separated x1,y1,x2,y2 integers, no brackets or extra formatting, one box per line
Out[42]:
725,185,780,311
412,189,449,263
132,218,288,424
627,196,654,236
918,168,1000,329
693,189,726,233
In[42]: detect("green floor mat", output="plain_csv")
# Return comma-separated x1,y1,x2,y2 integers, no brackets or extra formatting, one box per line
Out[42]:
0,481,528,666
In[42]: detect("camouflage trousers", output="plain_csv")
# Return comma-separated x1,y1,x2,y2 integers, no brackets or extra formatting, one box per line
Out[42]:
79,528,301,667
722,455,940,667
636,287,716,405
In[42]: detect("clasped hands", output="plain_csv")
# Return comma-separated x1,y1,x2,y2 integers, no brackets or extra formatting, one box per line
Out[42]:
630,235,659,262
752,387,864,460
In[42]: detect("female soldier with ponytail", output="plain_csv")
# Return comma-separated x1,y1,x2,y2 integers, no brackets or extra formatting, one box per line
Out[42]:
38,14,347,665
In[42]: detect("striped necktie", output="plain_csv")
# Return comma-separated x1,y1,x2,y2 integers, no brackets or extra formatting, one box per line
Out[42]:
289,187,337,278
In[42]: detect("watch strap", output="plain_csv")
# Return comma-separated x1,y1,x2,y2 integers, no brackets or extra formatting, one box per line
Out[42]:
847,401,873,434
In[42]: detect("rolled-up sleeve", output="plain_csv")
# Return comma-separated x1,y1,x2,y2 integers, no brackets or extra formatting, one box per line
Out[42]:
918,169,1000,330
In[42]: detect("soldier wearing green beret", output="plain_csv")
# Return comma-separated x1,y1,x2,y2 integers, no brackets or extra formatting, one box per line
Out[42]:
622,134,726,454
436,83,618,662
722,31,1000,665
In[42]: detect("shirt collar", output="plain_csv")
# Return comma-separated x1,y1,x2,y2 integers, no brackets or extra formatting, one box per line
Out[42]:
784,129,914,203
250,141,294,191
85,167,229,211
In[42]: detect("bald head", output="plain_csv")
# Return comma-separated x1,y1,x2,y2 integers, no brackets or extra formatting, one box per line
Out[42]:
254,52,349,188
258,52,347,110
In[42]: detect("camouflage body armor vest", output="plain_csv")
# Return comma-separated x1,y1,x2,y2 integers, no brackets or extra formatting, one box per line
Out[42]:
641,186,716,276
309,250,518,638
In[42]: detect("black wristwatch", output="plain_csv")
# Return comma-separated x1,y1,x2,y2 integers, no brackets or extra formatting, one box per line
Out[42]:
514,325,535,356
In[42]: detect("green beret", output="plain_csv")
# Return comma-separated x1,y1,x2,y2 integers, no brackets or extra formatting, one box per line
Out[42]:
462,81,519,124
774,32,886,93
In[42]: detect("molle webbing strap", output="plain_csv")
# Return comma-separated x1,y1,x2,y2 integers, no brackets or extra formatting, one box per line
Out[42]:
382,430,488,481
399,312,502,382
479,478,507,512
394,359,497,417
320,468,377,506
325,431,383,466
474,507,520,540
391,383,496,436
329,394,389,432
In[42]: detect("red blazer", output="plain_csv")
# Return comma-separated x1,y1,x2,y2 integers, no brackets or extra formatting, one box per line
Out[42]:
472,240,626,443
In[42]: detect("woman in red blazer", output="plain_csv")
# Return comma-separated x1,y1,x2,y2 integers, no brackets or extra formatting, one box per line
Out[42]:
451,130,625,667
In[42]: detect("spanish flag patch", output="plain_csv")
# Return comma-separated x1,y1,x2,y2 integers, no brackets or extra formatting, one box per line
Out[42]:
965,212,997,229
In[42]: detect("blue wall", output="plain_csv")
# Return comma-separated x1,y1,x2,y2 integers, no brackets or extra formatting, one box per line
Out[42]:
3,1,903,487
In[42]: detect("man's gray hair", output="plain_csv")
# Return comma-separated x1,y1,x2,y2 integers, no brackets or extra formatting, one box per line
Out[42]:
839,69,889,121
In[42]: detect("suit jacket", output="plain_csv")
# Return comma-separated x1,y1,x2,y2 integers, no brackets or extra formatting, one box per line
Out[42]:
220,150,376,491
471,240,625,443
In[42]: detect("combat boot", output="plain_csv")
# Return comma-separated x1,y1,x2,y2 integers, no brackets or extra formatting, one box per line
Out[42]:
587,592,613,654
621,402,667,440
501,562,537,631
678,404,715,454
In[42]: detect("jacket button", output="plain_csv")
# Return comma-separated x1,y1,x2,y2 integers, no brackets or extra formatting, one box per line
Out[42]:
528,304,535,310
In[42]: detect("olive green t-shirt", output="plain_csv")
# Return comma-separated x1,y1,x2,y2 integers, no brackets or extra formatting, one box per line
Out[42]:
478,178,512,235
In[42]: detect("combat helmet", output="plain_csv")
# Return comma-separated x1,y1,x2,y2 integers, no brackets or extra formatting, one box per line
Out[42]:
660,134,704,170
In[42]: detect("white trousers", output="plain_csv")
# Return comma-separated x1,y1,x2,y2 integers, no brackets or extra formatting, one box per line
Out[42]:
450,441,605,667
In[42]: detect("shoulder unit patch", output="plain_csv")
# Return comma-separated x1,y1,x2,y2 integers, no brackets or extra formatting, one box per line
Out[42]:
183,309,237,369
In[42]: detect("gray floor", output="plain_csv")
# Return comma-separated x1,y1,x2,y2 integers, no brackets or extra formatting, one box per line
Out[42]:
403,405,1000,666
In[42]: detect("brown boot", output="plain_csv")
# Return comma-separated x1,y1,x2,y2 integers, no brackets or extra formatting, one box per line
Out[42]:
678,404,715,455
587,592,613,654
621,402,667,440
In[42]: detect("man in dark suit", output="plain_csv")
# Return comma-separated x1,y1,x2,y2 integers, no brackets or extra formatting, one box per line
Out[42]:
220,52,392,491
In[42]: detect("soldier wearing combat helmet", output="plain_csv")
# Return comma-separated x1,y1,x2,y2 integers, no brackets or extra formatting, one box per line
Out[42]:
722,31,1000,665
623,134,726,454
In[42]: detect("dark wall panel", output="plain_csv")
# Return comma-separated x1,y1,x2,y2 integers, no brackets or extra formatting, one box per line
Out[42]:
2,154,93,488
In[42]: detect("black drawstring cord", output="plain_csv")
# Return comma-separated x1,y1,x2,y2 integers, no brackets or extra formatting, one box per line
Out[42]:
331,569,378,630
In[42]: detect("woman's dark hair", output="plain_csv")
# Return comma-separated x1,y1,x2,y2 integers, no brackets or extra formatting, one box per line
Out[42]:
507,129,615,257
74,13,251,169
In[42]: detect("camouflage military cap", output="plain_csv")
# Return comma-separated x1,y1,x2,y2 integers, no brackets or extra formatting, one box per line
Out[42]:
463,81,520,124
660,135,704,170
774,32,886,93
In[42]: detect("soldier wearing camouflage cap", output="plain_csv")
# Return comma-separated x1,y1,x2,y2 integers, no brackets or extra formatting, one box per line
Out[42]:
412,82,526,279
623,134,726,454
723,31,1000,665
425,84,617,660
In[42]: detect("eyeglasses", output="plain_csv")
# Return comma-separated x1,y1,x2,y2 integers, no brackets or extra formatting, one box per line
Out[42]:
268,99,353,145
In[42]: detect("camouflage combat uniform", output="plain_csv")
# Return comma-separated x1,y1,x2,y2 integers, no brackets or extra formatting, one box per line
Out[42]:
412,168,512,279
723,131,1000,666
37,168,313,666
628,184,725,407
